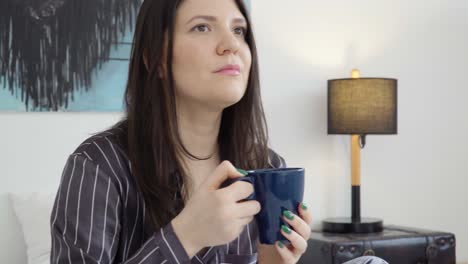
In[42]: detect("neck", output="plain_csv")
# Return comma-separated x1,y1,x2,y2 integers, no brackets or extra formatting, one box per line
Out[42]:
176,98,223,160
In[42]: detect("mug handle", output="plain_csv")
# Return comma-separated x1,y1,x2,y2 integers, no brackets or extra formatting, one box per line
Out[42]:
220,175,256,201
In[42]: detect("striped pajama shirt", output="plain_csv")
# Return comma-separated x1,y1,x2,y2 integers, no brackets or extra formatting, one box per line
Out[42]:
50,125,388,264
50,125,283,264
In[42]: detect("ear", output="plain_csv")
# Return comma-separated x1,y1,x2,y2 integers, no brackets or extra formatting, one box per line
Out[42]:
158,35,169,79
143,49,150,71
157,65,166,79
143,49,166,79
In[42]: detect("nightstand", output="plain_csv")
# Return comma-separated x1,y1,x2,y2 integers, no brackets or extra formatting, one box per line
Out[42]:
298,225,456,264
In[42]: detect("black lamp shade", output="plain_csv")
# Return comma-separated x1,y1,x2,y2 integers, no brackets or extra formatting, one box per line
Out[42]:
328,78,398,135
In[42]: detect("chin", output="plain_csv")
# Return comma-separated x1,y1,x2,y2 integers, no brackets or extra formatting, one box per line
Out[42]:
216,85,246,108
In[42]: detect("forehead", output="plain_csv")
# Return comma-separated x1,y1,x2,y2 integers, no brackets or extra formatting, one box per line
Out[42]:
176,0,245,20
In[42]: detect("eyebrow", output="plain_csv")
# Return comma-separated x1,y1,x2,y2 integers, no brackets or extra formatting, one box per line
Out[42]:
185,15,247,25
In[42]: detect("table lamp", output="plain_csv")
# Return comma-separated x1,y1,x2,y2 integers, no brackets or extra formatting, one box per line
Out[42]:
323,69,398,233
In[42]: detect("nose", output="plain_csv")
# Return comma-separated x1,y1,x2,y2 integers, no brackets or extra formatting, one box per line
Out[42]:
216,28,241,56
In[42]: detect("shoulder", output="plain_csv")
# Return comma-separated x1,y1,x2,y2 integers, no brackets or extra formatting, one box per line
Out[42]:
267,148,287,168
59,122,130,194
70,123,128,167
62,122,130,190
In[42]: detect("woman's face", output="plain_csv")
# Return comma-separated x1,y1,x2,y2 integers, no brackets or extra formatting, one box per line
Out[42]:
170,0,252,111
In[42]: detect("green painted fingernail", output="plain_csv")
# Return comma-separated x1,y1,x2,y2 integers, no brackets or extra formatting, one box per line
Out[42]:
277,241,284,248
301,202,308,210
236,168,248,176
283,210,294,220
281,225,292,234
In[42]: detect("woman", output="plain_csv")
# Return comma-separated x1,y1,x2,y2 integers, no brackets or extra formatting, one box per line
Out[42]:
50,0,388,263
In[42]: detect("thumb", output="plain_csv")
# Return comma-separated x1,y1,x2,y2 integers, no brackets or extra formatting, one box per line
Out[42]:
204,160,247,190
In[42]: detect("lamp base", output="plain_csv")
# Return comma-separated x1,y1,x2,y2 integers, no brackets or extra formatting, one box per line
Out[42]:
322,217,383,233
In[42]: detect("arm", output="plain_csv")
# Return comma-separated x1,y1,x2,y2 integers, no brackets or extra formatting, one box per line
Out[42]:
50,154,191,264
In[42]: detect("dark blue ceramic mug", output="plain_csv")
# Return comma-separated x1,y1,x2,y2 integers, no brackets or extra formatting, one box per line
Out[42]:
221,168,305,244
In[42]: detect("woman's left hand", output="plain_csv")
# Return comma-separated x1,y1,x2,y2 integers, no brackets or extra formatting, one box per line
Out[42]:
274,202,312,264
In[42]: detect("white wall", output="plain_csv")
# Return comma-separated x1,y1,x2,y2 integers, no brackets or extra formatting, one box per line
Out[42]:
1,0,467,262
253,0,468,261
0,114,124,263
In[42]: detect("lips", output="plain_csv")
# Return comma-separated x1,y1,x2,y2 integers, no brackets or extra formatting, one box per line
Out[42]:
214,64,241,73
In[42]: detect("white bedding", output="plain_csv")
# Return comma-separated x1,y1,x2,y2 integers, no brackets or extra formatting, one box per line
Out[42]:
2,193,55,264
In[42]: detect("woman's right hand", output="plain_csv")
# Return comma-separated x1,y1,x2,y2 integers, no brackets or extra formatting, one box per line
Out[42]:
171,160,261,258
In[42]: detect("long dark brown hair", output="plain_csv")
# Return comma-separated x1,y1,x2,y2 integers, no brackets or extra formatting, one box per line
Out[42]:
116,0,270,230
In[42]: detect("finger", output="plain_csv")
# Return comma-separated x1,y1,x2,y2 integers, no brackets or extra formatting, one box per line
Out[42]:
204,160,246,189
280,225,308,254
224,180,254,202
233,200,261,218
298,202,312,225
275,240,297,264
282,210,311,241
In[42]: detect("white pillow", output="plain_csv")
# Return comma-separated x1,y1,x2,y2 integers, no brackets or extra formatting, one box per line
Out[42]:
9,193,55,264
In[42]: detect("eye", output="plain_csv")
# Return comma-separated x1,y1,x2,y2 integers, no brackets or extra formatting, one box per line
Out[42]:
192,24,210,32
234,27,247,36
